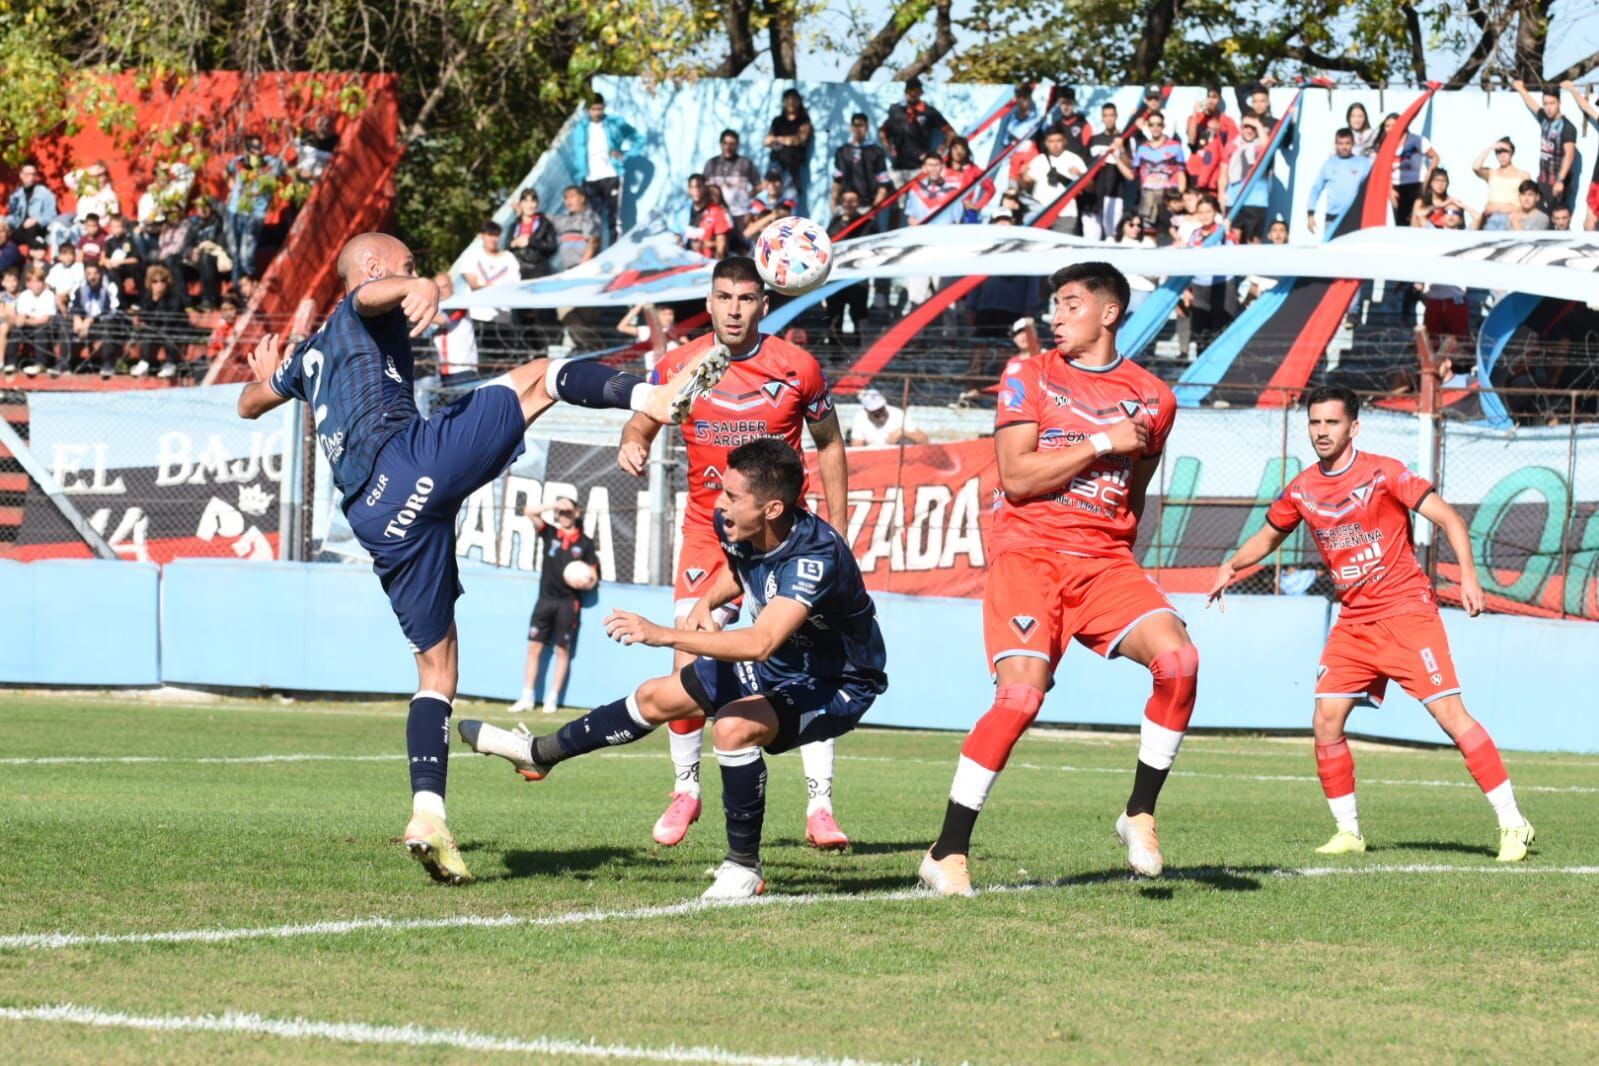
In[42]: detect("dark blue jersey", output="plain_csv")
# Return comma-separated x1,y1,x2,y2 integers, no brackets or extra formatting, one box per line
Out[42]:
716,508,888,691
270,285,420,500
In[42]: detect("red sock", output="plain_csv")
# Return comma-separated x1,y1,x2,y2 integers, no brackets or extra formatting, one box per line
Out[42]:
668,714,706,736
1315,737,1356,799
1456,723,1508,793
960,684,1044,772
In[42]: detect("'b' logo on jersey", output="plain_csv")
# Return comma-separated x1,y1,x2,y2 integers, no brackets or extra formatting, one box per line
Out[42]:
1010,615,1038,640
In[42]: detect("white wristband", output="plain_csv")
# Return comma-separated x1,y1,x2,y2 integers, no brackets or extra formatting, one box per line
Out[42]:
1089,432,1113,457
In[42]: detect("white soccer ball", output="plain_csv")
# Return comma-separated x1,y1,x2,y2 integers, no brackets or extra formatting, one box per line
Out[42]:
754,216,834,295
562,560,598,591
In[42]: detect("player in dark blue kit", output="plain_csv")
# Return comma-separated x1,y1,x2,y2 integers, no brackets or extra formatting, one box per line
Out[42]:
458,437,888,898
236,233,731,886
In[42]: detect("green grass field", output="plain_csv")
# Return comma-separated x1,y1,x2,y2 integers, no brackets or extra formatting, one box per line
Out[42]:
2,692,1595,1064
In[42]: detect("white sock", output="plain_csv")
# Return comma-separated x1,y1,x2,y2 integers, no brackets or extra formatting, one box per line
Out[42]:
1327,792,1360,835
1485,781,1525,829
520,687,533,702
543,358,568,400
669,725,703,797
542,694,558,712
949,755,1000,812
412,790,446,820
801,739,835,816
1137,716,1185,771
627,381,652,413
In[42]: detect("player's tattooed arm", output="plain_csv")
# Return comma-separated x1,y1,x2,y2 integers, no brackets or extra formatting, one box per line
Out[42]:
1208,523,1293,609
807,410,849,533
1416,492,1484,616
618,412,661,476
994,416,1148,499
608,598,807,663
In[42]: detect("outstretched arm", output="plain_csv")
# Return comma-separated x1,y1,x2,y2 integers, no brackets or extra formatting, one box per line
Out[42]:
1207,522,1294,607
1416,492,1484,616
1562,80,1599,122
605,595,807,663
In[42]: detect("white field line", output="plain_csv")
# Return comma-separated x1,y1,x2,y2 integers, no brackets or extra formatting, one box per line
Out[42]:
4,864,1598,954
5,750,1596,796
0,1003,891,1066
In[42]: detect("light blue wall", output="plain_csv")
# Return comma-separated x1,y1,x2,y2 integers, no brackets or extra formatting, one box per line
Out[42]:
0,559,1565,752
0,560,160,686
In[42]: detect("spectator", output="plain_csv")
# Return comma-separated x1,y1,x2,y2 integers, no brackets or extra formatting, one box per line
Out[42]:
6,267,65,377
1551,204,1573,231
176,198,228,309
1236,80,1279,131
101,214,142,299
235,274,259,307
510,496,598,716
990,187,1026,224
76,214,107,265
55,162,119,250
507,189,558,279
1512,79,1578,212
678,174,731,259
880,76,955,190
1042,86,1092,148
1024,128,1088,233
224,135,285,279
704,129,760,233
1084,105,1135,241
904,152,961,226
993,83,1039,151
1184,111,1234,195
764,88,814,210
201,294,240,369
136,163,194,226
45,242,84,313
4,162,59,247
293,114,340,182
1471,138,1531,230
0,267,19,358
1132,111,1186,221
571,93,641,246
429,275,478,379
552,185,602,270
744,168,796,245
1167,187,1203,245
849,388,926,447
1185,194,1235,347
1419,276,1470,351
1559,80,1599,229
129,264,196,378
970,211,1039,343
68,261,124,378
825,190,871,348
462,220,523,356
1186,85,1238,152
1152,187,1187,247
1380,112,1438,227
943,136,991,221
1509,180,1552,230
617,303,681,351
1222,116,1270,241
1345,103,1377,156
1413,168,1468,227
0,221,21,277
831,112,893,218
1306,128,1373,234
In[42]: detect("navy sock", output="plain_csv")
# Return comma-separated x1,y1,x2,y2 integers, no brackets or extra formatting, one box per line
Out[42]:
553,694,654,758
551,359,644,409
407,692,453,797
717,746,767,866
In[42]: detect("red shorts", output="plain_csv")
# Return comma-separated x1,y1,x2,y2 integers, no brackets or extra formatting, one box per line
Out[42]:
983,548,1178,671
1588,179,1599,218
673,521,739,622
1316,613,1461,707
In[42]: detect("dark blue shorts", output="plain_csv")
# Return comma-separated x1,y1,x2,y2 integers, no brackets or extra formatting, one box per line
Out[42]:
346,383,526,653
680,658,877,755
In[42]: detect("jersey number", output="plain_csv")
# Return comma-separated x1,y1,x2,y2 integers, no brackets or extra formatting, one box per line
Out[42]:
301,347,330,429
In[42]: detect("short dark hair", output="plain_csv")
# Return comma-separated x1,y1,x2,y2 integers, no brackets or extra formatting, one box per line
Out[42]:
588,93,605,107
1199,193,1222,211
58,242,76,253
519,187,538,200
905,75,924,91
720,128,739,142
728,437,804,513
1304,383,1360,418
851,112,869,125
1518,179,1541,196
1335,127,1354,140
687,172,706,185
83,212,99,223
1206,82,1223,96
712,255,762,289
562,184,584,197
1048,262,1131,327
481,220,502,236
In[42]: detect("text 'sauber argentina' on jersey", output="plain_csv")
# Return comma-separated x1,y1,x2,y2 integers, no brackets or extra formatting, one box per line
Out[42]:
1266,449,1439,623
988,351,1177,559
270,285,421,501
715,508,887,692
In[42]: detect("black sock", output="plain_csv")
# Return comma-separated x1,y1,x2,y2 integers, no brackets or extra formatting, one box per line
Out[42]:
552,695,654,758
717,746,767,864
1126,760,1171,817
552,359,644,409
930,801,980,860
406,693,452,797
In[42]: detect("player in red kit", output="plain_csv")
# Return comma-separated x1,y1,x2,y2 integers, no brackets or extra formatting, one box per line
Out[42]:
920,262,1200,897
1209,384,1535,862
617,256,851,849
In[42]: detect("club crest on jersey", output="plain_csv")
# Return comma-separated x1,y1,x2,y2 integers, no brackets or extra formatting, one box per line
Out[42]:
1010,614,1039,640
683,567,708,590
1351,483,1374,507
761,380,787,404
1118,399,1144,418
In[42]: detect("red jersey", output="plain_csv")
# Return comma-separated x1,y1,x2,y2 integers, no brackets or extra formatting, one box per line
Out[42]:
1265,449,1438,624
649,333,833,528
988,350,1176,560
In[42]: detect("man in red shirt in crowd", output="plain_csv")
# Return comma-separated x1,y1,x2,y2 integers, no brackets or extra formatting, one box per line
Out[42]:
617,255,852,849
1209,384,1535,862
920,262,1200,897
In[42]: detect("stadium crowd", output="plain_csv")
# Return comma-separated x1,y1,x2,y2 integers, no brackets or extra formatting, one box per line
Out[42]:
0,121,338,380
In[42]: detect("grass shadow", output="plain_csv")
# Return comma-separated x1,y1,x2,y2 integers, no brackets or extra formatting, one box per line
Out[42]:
1393,840,1497,858
484,846,644,883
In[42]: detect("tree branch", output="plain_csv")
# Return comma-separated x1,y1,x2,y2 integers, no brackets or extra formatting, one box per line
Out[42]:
1446,3,1510,88
1548,47,1599,85
765,0,797,79
895,0,955,83
1281,43,1384,86
1513,0,1553,84
707,0,758,77
846,0,933,81
1401,2,1428,84
1132,0,1186,82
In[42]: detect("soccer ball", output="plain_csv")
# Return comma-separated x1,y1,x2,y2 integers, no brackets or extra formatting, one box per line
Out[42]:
754,216,834,295
562,560,598,591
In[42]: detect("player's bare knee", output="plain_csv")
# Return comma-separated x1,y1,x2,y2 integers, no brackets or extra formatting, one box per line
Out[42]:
712,713,767,751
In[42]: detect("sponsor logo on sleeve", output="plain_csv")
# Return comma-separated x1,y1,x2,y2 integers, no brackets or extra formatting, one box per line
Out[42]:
1010,614,1038,640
